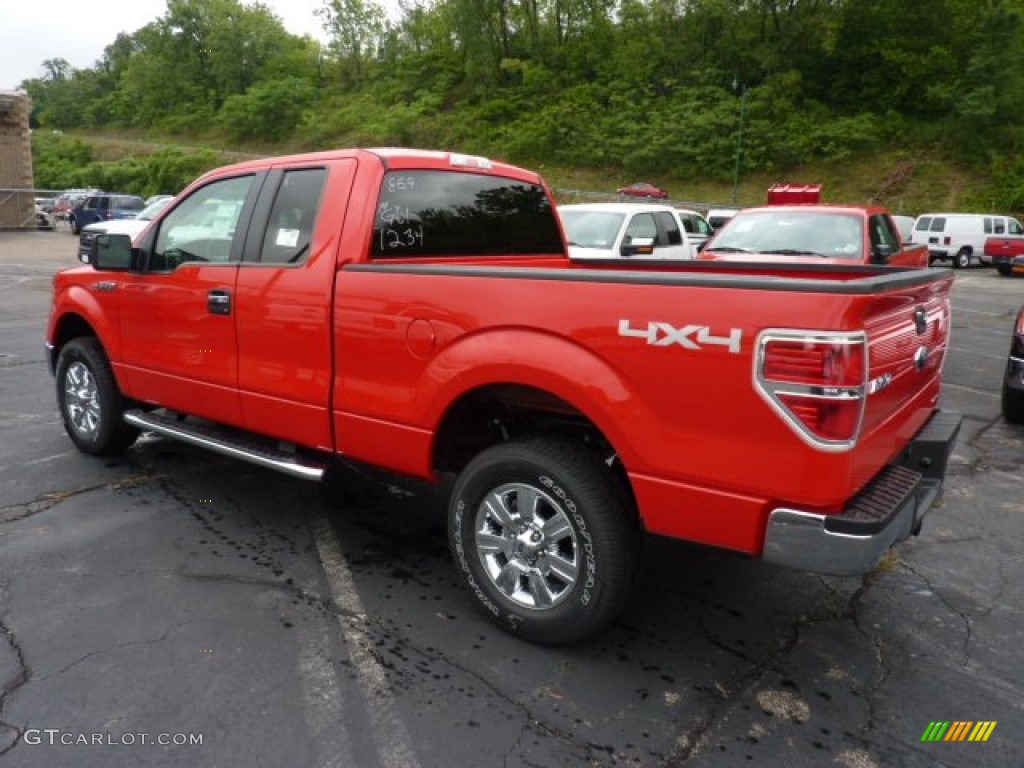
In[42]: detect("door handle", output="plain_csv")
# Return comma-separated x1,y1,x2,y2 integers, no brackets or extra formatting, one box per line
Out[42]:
208,290,231,315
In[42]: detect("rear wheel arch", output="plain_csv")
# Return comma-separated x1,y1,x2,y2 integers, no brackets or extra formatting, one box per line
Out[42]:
432,383,635,505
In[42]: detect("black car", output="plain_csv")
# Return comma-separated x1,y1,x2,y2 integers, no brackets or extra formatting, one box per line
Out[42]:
1003,306,1024,424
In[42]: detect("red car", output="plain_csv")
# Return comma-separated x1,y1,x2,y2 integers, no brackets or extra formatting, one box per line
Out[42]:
616,182,668,199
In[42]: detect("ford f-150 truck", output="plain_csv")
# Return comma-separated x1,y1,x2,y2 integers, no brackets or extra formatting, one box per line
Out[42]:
984,234,1024,276
47,148,961,644
699,204,929,267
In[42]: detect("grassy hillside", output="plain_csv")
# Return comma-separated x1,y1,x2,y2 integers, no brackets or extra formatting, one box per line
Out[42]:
45,131,1001,217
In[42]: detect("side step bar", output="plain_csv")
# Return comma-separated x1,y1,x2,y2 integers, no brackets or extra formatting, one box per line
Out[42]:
124,410,327,481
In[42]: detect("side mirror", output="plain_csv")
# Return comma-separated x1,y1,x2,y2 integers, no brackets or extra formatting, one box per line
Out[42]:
620,237,655,257
91,233,134,271
870,243,895,264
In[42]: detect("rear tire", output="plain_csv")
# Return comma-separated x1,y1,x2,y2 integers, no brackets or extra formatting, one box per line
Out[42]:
69,216,80,235
56,337,139,455
448,436,637,644
997,263,1012,277
1003,382,1024,424
954,248,971,269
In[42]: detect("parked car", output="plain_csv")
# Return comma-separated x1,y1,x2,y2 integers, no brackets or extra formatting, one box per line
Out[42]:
616,182,668,199
51,190,94,222
35,204,55,230
77,196,175,262
674,208,714,250
559,203,697,260
983,233,1024,276
69,193,146,234
699,205,928,267
909,212,1023,268
1002,306,1024,424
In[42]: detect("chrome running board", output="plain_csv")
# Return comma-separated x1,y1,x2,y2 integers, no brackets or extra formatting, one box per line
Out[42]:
124,409,326,481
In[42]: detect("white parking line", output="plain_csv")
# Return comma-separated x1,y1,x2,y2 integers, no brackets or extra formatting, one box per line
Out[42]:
311,509,421,768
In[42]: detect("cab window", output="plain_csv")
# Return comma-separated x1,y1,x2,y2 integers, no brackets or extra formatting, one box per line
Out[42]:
151,176,252,270
259,168,326,264
624,213,658,244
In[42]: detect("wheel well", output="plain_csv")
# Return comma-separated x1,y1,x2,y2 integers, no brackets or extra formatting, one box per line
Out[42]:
50,314,96,372
433,384,636,510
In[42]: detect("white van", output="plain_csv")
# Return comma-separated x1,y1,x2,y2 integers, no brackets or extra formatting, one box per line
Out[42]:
910,213,1023,268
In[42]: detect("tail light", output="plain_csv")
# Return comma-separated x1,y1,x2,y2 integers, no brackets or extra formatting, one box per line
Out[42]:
1012,309,1024,358
756,331,868,450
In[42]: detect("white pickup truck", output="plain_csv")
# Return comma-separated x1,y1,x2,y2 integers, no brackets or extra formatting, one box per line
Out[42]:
559,203,698,260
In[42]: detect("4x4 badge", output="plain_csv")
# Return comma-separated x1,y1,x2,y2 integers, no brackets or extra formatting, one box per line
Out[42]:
618,320,742,353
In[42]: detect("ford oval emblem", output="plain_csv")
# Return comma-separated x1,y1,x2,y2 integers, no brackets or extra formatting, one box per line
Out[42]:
913,307,928,335
914,346,930,370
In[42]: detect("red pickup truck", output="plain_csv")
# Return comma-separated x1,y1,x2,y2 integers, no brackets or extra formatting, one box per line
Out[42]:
698,204,929,267
984,235,1024,276
47,148,961,644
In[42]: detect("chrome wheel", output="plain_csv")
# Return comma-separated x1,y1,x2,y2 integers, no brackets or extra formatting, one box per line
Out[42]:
63,361,101,437
473,482,579,610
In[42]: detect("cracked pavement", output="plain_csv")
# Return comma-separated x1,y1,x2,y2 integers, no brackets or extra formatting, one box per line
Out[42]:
1,232,1022,766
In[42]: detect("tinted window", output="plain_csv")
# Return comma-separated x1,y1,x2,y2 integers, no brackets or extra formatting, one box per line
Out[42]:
656,211,682,245
869,214,900,259
984,218,993,234
260,168,326,264
929,217,946,232
994,218,1006,234
372,170,562,258
914,217,931,231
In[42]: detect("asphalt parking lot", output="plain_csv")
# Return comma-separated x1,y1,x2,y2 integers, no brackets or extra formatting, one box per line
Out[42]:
0,229,1021,768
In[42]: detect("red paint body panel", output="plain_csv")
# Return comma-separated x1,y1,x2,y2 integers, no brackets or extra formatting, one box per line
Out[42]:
46,148,956,560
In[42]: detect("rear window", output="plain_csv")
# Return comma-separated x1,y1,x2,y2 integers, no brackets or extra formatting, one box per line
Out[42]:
372,170,563,258
114,196,144,211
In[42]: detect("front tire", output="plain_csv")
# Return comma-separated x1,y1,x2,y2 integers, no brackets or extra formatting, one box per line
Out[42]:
56,337,139,454
448,436,637,645
954,247,971,269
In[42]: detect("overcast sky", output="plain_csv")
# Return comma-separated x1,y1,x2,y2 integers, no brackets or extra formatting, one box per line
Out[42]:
0,0,333,91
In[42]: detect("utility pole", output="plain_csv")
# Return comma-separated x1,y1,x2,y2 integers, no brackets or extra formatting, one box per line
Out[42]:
730,78,747,206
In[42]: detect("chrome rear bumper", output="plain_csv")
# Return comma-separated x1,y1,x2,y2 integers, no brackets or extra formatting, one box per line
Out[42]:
763,410,961,576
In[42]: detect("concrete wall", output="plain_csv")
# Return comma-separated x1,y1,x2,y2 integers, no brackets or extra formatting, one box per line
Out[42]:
0,90,35,229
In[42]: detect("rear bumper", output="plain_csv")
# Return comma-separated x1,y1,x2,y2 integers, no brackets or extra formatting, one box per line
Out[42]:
762,409,962,576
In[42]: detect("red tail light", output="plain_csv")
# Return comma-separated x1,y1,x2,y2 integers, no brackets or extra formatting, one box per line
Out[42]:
756,332,868,449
